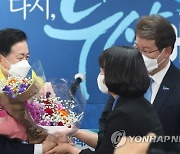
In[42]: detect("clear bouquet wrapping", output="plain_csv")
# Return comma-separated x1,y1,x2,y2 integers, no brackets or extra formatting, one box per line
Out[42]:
25,76,86,139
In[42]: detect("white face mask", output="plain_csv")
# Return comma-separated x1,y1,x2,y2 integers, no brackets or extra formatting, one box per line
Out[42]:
142,55,158,73
8,60,31,77
1,55,31,78
142,49,165,73
97,74,108,94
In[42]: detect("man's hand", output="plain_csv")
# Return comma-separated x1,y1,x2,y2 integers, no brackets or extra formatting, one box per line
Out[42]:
45,142,81,154
43,136,58,153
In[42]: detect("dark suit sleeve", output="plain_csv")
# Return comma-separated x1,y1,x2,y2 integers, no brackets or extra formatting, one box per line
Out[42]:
94,111,127,154
147,140,180,154
80,111,126,154
98,95,114,133
0,135,34,154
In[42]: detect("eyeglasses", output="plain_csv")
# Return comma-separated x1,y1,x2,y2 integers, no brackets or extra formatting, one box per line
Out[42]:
133,43,160,54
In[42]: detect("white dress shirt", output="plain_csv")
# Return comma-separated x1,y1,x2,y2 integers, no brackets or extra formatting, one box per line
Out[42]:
150,60,171,104
34,144,43,154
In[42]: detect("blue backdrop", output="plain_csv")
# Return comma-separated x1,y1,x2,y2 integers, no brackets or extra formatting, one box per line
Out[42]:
0,0,179,129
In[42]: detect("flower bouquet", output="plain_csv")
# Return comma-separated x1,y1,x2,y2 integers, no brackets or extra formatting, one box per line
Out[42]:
0,61,48,143
0,60,45,102
25,74,86,139
0,71,44,112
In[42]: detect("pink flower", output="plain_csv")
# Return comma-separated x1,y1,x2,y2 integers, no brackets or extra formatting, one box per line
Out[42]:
58,103,63,110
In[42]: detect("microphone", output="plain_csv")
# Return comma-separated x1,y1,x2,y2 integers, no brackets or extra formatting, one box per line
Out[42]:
70,73,85,98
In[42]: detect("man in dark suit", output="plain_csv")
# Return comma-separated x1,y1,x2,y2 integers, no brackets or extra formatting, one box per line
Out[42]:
0,135,57,154
99,15,180,136
135,15,180,136
152,63,180,136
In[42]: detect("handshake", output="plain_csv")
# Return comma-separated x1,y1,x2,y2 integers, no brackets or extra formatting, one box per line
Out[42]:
42,130,81,154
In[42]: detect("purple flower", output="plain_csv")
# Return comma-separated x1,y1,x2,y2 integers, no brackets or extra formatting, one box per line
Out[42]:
2,86,14,98
2,85,10,92
40,121,50,126
18,84,28,93
50,122,54,126
25,101,45,124
46,92,51,98
27,84,30,88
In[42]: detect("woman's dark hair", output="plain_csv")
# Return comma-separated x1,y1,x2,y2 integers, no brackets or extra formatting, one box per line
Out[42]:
0,28,27,56
99,46,149,97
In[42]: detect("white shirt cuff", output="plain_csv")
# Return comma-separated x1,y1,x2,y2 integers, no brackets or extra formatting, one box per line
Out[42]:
34,144,43,154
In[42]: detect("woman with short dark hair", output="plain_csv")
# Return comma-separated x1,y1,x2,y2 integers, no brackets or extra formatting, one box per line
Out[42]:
100,46,150,97
47,46,163,154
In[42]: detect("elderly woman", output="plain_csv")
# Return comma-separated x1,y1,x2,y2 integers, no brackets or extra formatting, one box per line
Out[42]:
47,46,163,154
0,28,47,144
